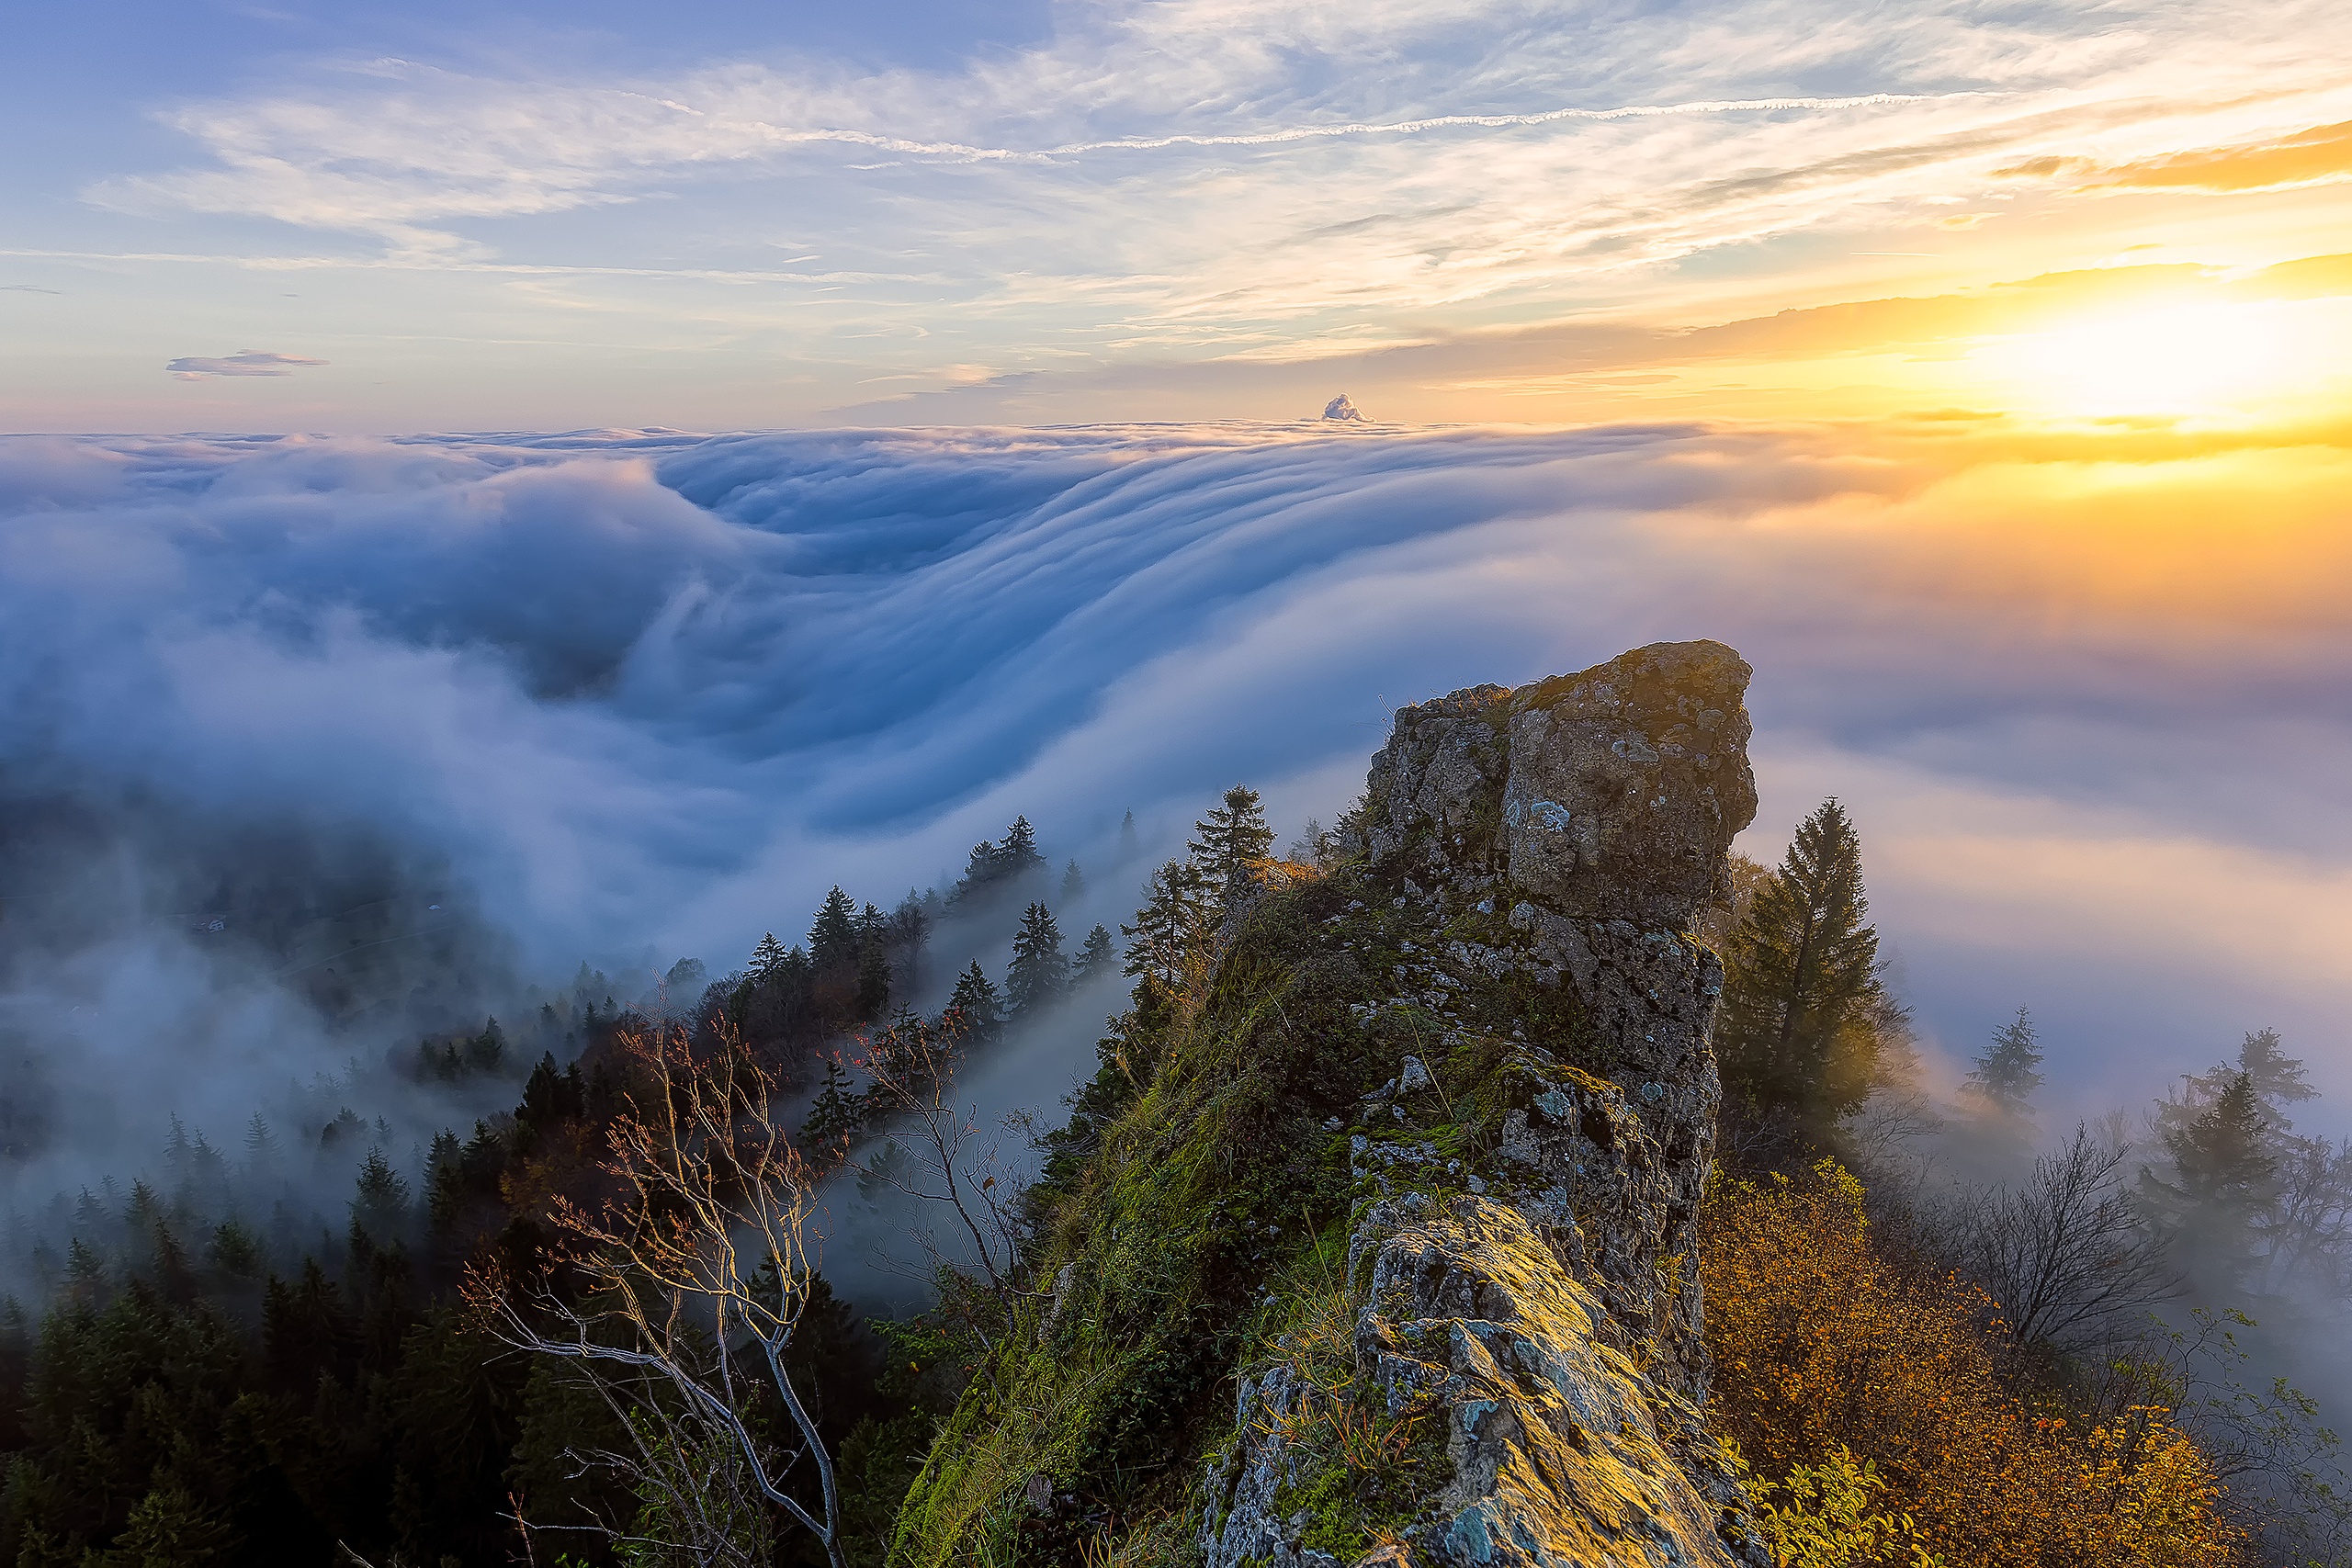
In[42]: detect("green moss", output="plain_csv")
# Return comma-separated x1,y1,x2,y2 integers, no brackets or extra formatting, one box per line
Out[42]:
892,864,1553,1564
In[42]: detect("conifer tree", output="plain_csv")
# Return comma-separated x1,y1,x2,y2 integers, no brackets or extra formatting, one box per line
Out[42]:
854,938,892,1022
999,816,1045,875
1123,860,1215,990
1965,1007,2045,1118
888,891,932,993
1006,902,1069,1020
2141,1070,2280,1287
800,1056,865,1153
947,962,1003,1043
351,1149,411,1248
1189,784,1275,903
1118,808,1139,863
748,932,789,981
1074,924,1117,986
808,887,861,972
1716,798,1888,1122
114,1481,233,1567
1060,859,1086,907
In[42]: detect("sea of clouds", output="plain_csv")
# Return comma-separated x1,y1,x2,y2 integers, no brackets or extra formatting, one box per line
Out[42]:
1,420,2346,1191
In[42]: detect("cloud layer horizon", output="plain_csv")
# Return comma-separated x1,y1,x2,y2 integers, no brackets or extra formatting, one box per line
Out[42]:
2,422,2346,1168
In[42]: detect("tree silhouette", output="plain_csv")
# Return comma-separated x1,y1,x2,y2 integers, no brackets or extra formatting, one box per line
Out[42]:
1965,1007,2045,1118
1006,902,1068,1021
1716,798,1887,1122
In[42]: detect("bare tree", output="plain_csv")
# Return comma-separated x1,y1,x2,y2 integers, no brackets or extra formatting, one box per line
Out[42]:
854,1012,1046,1360
467,1021,848,1568
1943,1122,2173,1357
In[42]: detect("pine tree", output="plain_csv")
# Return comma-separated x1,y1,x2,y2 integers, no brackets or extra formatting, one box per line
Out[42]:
808,887,861,973
1006,903,1069,1020
1074,924,1117,986
351,1148,411,1247
113,1480,234,1566
1965,1008,2045,1118
947,962,1004,1043
243,1112,276,1169
2141,1071,2280,1288
424,1130,465,1235
1189,784,1275,902
1060,859,1086,907
1715,799,1888,1122
748,931,790,982
800,1056,865,1153
1000,816,1046,875
2154,1028,2319,1142
1123,860,1216,990
855,937,892,1022
889,891,932,994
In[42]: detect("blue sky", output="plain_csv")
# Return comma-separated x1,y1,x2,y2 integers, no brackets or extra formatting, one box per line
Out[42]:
9,0,2352,431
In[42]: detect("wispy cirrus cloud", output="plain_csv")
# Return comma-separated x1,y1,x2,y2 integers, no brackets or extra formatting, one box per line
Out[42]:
165,349,328,379
1998,118,2352,195
86,0,2352,329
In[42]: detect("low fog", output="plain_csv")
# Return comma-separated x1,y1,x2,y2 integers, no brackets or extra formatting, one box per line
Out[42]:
0,421,2345,1254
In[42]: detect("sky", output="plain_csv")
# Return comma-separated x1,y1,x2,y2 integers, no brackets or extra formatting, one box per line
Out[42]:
6,0,2352,431
1,0,2350,1156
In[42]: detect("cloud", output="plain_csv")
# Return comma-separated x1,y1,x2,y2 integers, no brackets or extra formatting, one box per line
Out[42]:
83,0,2352,339
165,349,329,379
0,284,62,294
3,421,2348,1190
2003,118,2352,195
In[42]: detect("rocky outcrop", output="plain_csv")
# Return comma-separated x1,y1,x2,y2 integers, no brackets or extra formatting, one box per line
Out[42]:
1203,641,1763,1568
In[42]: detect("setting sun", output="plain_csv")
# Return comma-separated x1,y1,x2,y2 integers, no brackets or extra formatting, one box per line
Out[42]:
1974,300,2303,418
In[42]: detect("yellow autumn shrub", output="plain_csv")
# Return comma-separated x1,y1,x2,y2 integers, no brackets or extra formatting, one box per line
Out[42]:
1701,1161,2245,1567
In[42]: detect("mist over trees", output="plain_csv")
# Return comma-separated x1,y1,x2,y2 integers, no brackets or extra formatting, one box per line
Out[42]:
1705,797,2352,1562
0,800,1154,1567
3,771,2346,1564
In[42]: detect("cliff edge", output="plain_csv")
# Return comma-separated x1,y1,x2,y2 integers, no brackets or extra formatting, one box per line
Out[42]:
895,641,1765,1567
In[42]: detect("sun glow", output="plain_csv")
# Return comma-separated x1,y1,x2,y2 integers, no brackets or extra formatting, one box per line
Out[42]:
1973,300,2308,419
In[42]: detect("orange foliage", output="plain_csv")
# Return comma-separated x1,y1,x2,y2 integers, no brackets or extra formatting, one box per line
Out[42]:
1701,1162,2244,1568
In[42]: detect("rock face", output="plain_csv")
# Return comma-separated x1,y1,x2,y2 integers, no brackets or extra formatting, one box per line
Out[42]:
1202,641,1764,1568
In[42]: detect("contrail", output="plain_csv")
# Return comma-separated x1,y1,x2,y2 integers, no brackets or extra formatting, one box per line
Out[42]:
732,91,1984,164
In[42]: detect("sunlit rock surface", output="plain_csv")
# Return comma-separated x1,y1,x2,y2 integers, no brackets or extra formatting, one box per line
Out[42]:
1204,640,1765,1568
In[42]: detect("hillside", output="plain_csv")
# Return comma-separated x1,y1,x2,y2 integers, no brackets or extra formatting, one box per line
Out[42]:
895,640,1768,1564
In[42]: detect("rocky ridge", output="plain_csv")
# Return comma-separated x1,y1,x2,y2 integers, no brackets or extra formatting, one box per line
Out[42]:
1204,639,1763,1568
892,640,1766,1568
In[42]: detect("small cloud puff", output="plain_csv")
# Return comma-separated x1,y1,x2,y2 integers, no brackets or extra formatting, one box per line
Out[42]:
166,350,328,381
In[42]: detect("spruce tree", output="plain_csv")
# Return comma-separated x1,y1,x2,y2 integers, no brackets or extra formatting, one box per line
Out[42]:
1007,902,1069,1020
854,938,892,1022
889,891,932,992
947,962,1004,1043
800,1056,865,1152
1060,859,1086,907
1000,816,1046,876
808,887,860,972
1715,798,1887,1122
1965,1008,2045,1118
1189,784,1275,903
1118,808,1139,863
1123,860,1215,990
1074,924,1117,985
748,932,789,982
2141,1070,2280,1287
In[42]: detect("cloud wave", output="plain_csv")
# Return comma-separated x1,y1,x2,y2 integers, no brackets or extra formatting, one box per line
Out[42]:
1,421,2347,1171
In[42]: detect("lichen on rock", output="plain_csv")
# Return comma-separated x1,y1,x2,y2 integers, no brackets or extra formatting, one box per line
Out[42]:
894,642,1765,1567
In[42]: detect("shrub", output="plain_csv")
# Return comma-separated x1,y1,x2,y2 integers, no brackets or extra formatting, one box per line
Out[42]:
1702,1161,2244,1567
